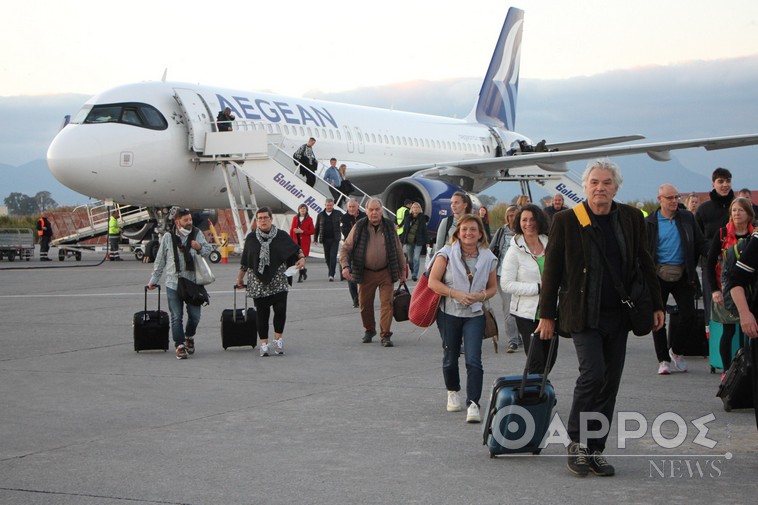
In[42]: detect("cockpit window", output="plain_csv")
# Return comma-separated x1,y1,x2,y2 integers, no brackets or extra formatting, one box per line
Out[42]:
81,103,167,130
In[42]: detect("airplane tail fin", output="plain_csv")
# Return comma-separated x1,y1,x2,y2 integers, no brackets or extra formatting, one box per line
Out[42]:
468,7,524,130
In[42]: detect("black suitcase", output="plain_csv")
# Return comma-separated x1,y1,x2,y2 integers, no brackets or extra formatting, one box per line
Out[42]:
483,336,558,456
220,286,257,349
717,340,754,411
667,303,708,357
133,285,170,352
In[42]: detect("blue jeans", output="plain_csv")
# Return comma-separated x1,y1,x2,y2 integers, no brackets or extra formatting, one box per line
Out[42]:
437,311,485,406
405,244,422,278
166,287,201,347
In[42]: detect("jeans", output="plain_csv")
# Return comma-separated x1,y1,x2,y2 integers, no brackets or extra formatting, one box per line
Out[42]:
437,311,485,407
166,287,201,347
568,309,628,452
404,243,422,278
652,275,696,362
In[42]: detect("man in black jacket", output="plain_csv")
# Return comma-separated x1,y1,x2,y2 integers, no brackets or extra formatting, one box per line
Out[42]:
341,199,366,307
314,198,343,281
696,167,734,321
646,184,709,375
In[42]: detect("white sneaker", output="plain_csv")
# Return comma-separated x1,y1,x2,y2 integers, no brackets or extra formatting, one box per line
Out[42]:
466,402,481,423
260,344,270,357
669,350,688,372
447,391,464,412
273,338,284,355
657,361,670,375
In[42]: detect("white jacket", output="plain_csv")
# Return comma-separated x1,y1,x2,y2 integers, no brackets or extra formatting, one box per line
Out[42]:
500,234,548,320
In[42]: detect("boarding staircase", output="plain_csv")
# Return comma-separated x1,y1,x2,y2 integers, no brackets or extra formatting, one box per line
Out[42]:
51,201,153,246
191,124,381,246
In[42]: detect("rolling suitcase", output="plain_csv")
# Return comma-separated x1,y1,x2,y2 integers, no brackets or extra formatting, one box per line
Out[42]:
483,336,557,457
220,286,257,350
708,320,743,372
133,285,170,352
668,302,708,357
716,339,754,411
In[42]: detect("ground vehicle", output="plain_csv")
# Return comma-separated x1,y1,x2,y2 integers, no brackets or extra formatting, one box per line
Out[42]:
0,228,35,261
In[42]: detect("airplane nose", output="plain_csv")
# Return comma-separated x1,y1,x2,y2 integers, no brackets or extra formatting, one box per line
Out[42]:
47,125,103,192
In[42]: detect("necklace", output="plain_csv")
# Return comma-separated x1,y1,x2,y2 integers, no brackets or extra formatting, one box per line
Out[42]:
462,249,479,258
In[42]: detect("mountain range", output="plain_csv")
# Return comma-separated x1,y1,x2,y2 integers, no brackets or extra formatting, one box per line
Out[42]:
2,56,757,207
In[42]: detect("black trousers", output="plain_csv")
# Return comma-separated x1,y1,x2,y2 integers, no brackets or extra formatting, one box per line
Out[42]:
652,275,696,362
322,237,339,277
253,291,288,341
568,309,629,452
514,316,558,375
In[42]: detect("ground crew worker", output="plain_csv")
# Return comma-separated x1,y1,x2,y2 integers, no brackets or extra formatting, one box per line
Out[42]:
396,199,412,235
37,215,53,261
108,211,122,261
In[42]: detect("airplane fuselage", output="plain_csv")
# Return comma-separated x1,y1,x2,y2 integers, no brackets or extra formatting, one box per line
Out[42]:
48,81,523,212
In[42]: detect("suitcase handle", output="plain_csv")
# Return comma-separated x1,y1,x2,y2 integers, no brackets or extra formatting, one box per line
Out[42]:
233,285,248,322
144,285,161,312
518,333,558,400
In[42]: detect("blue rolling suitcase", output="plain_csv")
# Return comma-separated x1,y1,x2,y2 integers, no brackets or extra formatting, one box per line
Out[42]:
708,320,743,372
483,336,557,457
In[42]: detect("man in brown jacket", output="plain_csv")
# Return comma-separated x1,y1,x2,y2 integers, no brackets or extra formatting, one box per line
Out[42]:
536,159,664,478
340,198,406,347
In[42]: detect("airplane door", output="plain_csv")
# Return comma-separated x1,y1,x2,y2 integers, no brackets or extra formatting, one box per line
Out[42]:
354,127,365,154
173,88,214,152
343,126,354,153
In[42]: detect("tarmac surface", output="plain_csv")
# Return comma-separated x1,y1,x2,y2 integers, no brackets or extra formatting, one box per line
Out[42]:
1,251,757,504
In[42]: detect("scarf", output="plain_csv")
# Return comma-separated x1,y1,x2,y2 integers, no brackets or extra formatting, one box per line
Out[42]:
256,224,278,274
444,241,494,313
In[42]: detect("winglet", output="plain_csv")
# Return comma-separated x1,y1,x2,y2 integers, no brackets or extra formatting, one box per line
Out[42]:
469,7,524,130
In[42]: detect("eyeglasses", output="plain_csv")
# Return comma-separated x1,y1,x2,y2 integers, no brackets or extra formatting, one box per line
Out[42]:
660,195,680,201
256,215,272,220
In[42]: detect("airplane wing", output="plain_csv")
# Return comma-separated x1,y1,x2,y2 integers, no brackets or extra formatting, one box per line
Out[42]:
348,133,758,194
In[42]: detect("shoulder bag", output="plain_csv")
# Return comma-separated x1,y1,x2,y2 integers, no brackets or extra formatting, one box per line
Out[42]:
194,254,216,286
409,257,442,327
172,231,210,306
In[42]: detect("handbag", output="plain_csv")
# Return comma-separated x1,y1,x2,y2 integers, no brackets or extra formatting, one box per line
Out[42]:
393,282,411,322
409,259,442,327
711,300,740,324
177,276,210,306
574,205,654,336
194,254,215,285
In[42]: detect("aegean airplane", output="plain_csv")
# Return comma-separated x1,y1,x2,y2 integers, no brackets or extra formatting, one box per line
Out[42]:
47,7,758,237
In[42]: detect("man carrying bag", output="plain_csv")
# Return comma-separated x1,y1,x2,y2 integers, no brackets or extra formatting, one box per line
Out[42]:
148,208,213,360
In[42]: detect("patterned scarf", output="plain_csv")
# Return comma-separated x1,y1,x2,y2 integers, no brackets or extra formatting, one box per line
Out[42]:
255,224,278,274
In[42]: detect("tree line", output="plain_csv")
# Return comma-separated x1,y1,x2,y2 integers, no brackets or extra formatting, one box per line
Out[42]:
3,192,58,216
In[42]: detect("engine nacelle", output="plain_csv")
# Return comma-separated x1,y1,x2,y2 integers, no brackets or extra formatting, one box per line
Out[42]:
382,177,479,234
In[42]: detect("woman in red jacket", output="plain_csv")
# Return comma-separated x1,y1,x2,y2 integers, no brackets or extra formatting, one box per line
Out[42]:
289,204,315,282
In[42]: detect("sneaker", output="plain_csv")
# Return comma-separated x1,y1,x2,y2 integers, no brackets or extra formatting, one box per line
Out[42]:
273,338,284,355
412,276,418,282
658,361,671,375
466,402,481,423
353,301,360,308
506,343,518,353
447,391,464,412
260,344,270,357
329,276,334,282
669,349,688,372
185,337,195,355
567,442,589,477
175,344,188,360
588,451,615,476
362,330,376,343
381,336,394,347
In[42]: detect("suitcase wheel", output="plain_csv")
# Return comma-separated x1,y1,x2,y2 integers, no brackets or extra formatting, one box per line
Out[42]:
223,346,228,350
710,366,715,374
489,452,495,459
532,449,542,455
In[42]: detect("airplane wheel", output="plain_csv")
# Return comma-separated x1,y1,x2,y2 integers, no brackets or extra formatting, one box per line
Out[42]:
59,250,66,261
134,249,145,261
209,250,221,263
145,240,159,263
75,252,82,261
8,252,15,262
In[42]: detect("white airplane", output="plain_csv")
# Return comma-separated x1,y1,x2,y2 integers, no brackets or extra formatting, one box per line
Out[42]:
47,7,758,237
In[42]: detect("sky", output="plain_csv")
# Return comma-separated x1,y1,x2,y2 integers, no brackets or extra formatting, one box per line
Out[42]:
4,0,758,98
